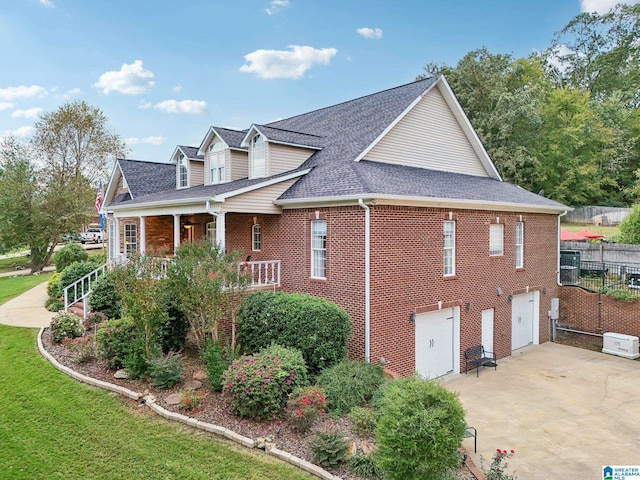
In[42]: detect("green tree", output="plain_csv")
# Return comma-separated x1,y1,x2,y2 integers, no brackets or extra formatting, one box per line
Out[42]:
619,205,640,244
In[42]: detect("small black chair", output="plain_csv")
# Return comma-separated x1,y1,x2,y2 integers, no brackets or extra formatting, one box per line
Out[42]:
464,345,497,377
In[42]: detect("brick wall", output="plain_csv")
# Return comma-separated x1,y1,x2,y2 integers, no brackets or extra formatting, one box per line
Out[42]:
559,286,640,337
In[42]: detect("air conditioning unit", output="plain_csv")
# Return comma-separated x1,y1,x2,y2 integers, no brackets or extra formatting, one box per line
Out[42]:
602,333,640,359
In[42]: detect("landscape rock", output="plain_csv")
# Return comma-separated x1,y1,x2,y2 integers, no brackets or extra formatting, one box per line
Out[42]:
113,369,129,379
183,380,202,390
360,440,376,456
347,440,357,457
165,393,182,405
192,370,207,381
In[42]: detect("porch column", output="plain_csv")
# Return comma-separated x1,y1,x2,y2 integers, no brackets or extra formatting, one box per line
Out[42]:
173,214,181,251
139,216,146,255
215,212,225,251
114,217,121,255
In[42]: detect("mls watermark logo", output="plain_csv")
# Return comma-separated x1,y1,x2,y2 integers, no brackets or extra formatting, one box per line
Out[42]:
604,465,640,480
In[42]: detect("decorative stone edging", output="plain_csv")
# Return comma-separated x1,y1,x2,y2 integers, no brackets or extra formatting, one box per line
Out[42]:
37,328,340,480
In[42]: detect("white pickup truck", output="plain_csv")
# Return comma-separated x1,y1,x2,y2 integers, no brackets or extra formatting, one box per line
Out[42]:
80,227,104,244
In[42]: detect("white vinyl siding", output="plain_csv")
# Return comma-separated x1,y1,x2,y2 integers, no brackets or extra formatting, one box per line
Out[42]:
365,87,489,177
221,179,297,214
252,224,261,251
267,144,315,176
489,224,504,256
443,221,455,277
230,150,248,181
311,220,327,279
189,159,204,186
515,222,524,268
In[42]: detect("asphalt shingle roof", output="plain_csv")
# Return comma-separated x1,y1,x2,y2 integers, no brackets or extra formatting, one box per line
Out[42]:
179,145,204,160
254,125,325,149
111,159,176,206
213,127,248,150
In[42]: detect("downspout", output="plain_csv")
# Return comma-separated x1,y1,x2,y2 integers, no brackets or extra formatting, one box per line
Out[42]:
358,199,371,363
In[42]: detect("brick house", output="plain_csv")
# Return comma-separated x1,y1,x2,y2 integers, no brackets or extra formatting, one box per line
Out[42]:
103,75,568,378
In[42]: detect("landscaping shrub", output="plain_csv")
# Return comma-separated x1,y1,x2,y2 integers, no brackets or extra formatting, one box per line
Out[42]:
83,311,107,332
308,432,349,467
348,454,384,479
201,340,230,392
374,377,466,480
46,272,63,299
287,386,326,433
348,406,377,435
179,388,204,413
89,271,122,320
45,297,64,312
95,318,137,370
60,260,100,291
260,343,308,387
222,348,307,420
148,352,183,389
50,311,83,343
62,336,96,364
316,360,385,415
483,449,517,480
54,243,88,272
123,337,151,379
157,296,189,354
236,291,351,376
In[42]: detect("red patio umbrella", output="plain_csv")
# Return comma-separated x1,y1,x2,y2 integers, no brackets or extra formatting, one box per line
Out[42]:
560,230,587,241
575,229,605,239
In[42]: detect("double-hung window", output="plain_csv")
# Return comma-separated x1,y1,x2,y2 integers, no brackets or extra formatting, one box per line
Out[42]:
252,224,261,251
250,134,266,178
124,224,137,254
209,142,225,184
489,224,504,256
515,222,524,268
311,220,327,279
206,221,217,245
443,221,455,277
178,153,188,188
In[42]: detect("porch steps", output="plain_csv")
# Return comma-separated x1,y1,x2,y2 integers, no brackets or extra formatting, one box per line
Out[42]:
67,301,85,319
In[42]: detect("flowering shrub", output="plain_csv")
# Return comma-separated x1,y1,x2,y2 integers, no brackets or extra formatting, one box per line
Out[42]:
179,388,204,413
62,336,96,363
222,348,307,420
483,449,517,480
50,311,83,343
83,311,106,332
287,386,326,432
95,318,137,369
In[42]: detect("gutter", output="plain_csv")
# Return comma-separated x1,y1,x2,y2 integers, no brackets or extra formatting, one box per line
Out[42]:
358,199,371,363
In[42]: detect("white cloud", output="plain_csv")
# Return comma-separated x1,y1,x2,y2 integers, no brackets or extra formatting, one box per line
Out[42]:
239,45,337,80
356,27,383,40
154,99,208,115
0,85,47,101
0,102,15,111
2,126,35,138
546,44,583,74
39,0,54,7
266,0,290,15
125,136,165,146
62,87,82,99
93,60,155,95
138,100,152,109
172,84,182,93
580,0,638,14
11,108,43,119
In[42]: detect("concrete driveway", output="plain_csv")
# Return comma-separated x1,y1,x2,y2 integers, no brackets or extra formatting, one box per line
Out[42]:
445,342,640,480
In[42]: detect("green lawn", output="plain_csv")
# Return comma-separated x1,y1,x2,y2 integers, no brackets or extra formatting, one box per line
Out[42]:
0,273,54,305
0,279,312,480
561,223,620,239
0,255,32,274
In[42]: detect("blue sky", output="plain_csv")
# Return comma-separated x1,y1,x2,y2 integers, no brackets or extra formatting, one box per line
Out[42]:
0,0,635,163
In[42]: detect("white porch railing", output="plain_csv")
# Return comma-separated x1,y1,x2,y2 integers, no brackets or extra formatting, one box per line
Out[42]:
63,264,107,318
241,260,281,288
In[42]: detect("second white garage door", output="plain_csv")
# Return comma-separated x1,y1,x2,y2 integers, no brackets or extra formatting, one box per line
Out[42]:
511,292,539,350
415,307,460,379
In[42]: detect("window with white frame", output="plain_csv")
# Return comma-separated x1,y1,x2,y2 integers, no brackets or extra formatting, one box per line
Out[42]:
311,220,327,278
252,224,261,251
489,224,504,256
250,134,266,178
208,141,225,184
443,221,455,277
515,222,524,268
108,221,115,261
206,221,217,244
178,153,188,188
124,224,137,254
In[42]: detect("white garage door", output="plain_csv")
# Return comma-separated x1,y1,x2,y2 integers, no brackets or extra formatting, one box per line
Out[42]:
511,292,536,350
415,308,456,379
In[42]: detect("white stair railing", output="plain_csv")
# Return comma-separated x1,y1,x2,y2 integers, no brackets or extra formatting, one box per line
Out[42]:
63,264,107,318
241,260,281,288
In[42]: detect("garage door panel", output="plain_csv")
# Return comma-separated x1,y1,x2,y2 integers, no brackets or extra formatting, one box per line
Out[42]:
415,309,454,379
512,293,535,350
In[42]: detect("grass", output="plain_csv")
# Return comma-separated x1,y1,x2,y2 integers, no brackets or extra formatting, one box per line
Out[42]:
0,278,312,480
561,223,620,239
0,256,32,274
0,273,54,305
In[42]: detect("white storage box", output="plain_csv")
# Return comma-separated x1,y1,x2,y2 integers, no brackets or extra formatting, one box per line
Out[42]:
602,332,640,359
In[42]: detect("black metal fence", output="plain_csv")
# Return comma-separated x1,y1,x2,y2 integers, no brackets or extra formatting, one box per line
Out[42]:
560,259,640,296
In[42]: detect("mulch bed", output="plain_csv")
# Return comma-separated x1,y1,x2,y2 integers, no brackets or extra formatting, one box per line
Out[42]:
41,328,479,480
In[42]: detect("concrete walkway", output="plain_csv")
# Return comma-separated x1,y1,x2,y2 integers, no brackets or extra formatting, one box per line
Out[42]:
445,342,640,479
0,282,54,328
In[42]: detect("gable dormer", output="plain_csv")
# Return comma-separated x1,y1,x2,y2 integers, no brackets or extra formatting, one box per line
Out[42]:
241,125,321,179
198,127,249,184
171,146,204,189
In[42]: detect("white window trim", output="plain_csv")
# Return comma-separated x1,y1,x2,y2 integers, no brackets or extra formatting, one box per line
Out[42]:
124,223,138,255
515,222,524,268
178,153,188,188
252,223,261,252
443,221,455,277
489,224,504,256
206,221,216,244
311,220,327,279
209,142,225,184
250,134,266,179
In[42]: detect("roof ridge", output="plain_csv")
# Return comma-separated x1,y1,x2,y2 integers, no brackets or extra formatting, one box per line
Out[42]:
266,76,437,126
118,158,170,165
257,124,324,138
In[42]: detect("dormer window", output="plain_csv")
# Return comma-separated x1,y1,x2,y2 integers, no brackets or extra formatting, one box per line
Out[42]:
178,153,187,188
250,134,266,178
208,141,226,184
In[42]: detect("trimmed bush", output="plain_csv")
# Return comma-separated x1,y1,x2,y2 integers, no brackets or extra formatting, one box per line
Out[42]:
50,311,83,343
222,348,307,420
123,337,150,379
374,377,466,480
54,243,88,272
236,291,351,376
201,340,230,392
348,406,377,435
46,272,63,299
45,298,64,312
148,352,183,389
89,271,121,320
95,318,137,370
60,260,100,291
317,360,385,415
309,432,348,467
157,297,189,354
260,343,308,387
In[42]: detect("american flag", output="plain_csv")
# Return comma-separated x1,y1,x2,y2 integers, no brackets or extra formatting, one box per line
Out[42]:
94,182,103,214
